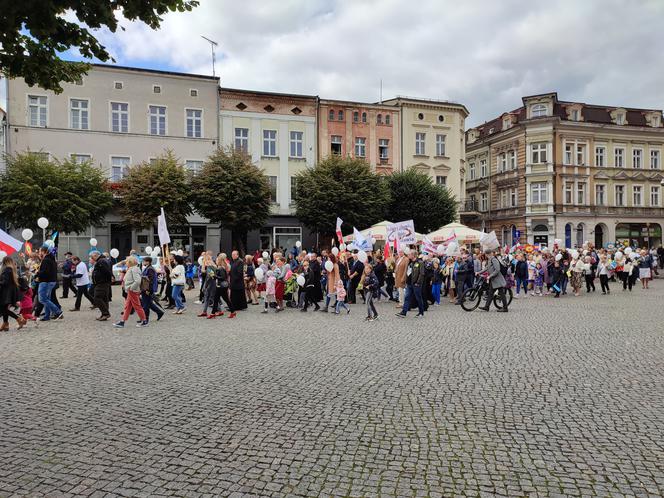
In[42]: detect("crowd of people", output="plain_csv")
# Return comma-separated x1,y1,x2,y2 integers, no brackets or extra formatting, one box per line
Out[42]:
0,240,661,331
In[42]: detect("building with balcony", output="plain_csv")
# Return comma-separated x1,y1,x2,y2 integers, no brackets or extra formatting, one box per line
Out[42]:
4,64,221,257
463,92,664,248
219,88,318,251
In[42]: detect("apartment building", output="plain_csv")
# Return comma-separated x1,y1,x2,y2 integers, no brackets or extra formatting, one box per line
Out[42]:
5,64,221,257
464,92,664,248
219,88,318,251
318,99,400,174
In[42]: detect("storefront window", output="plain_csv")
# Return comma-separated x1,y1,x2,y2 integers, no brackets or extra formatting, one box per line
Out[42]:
274,227,302,252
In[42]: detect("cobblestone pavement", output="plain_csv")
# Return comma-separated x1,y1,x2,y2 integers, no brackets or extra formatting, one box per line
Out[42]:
1,280,663,498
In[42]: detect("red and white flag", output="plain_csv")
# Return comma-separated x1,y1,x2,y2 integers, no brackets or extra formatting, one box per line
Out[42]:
0,228,24,256
422,235,438,254
383,239,390,259
336,217,343,245
441,231,457,245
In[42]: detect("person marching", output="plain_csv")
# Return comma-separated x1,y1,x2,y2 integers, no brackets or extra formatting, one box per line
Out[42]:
479,249,509,312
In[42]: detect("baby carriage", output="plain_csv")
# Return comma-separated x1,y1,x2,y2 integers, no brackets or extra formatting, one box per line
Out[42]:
284,275,300,308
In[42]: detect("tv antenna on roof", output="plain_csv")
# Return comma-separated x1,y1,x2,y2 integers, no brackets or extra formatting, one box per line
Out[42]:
201,35,218,77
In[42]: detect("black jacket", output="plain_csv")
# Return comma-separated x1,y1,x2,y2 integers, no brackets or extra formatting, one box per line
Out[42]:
409,259,426,286
0,267,18,306
37,253,58,282
229,259,245,290
92,256,113,284
374,261,387,285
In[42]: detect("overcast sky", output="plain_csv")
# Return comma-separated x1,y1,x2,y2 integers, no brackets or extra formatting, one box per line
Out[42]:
63,0,664,126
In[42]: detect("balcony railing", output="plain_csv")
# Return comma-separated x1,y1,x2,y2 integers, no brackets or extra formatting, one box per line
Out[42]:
459,198,480,213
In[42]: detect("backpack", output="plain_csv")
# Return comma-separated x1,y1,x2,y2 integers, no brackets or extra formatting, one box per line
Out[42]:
140,275,151,292
498,258,509,277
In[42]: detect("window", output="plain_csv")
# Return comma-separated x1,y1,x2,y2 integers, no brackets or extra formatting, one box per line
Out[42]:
509,150,516,170
329,109,335,121
355,137,366,158
651,186,660,206
267,176,278,203
652,115,661,127
290,177,298,203
361,112,367,123
595,146,605,167
571,109,579,121
111,156,130,182
480,192,488,211
263,130,277,157
531,142,547,163
71,154,91,164
499,190,507,208
503,117,511,129
338,110,344,120
480,159,487,178
114,81,123,90
469,162,476,180
435,134,446,156
153,85,161,94
616,113,624,125
353,111,359,123
377,114,382,124
577,182,586,204
28,95,47,127
290,131,303,158
510,189,517,207
190,89,198,97
595,185,606,206
531,104,547,118
110,102,129,133
378,139,389,160
564,182,573,204
529,182,546,204
418,113,424,120
234,127,249,153
185,160,203,175
564,144,573,165
633,148,642,169
614,147,624,167
385,114,391,125
615,185,625,206
186,109,202,138
435,176,447,186
149,105,166,135
633,185,643,206
499,153,507,172
415,132,426,155
70,99,89,130
651,150,661,169
331,135,342,155
576,144,586,165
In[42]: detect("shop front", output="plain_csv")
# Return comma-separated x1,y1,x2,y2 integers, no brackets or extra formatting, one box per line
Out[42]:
615,223,662,248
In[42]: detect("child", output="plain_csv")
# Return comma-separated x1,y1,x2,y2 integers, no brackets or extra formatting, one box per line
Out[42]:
431,258,443,306
185,258,195,290
19,276,36,321
597,255,610,294
527,254,537,296
362,264,379,321
263,270,276,313
551,261,563,298
534,262,544,296
334,279,351,315
198,263,218,318
583,256,596,292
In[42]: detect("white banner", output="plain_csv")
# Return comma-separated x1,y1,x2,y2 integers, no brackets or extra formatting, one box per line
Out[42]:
157,207,171,247
387,220,416,245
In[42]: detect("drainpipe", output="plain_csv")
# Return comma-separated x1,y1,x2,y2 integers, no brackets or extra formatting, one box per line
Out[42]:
215,82,221,148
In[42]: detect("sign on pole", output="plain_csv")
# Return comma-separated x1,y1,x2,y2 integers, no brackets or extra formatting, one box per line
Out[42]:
157,208,171,247
387,220,416,246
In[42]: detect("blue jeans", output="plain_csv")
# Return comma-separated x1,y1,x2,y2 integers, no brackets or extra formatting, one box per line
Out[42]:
172,284,184,310
515,278,528,295
335,299,350,313
38,281,61,320
431,283,442,304
401,284,425,315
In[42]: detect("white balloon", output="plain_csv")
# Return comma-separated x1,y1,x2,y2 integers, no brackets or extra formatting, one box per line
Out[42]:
37,217,49,229
89,238,98,247
555,253,563,261
325,260,334,272
255,268,265,282
358,250,368,263
297,275,306,287
615,251,623,260
370,237,376,245
145,246,153,255
198,256,204,265
176,249,184,256
110,248,120,258
262,251,269,259
21,229,33,241
295,240,302,248
571,250,579,259
339,243,347,251
331,247,339,256
151,250,160,259
153,246,161,255
625,247,633,255
0,251,6,259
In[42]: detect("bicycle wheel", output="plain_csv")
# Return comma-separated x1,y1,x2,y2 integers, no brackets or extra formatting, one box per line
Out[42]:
493,288,513,309
460,288,480,311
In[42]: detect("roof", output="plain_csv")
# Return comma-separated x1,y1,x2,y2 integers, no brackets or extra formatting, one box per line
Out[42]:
220,87,318,100
92,63,219,82
319,98,398,109
382,95,469,116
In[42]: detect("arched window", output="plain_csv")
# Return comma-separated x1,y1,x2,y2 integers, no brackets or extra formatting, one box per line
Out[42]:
338,110,344,121
565,223,572,248
385,114,391,125
353,111,359,122
377,114,382,124
511,225,518,245
361,112,367,123
328,109,334,121
502,226,510,247
576,223,584,248
531,104,547,118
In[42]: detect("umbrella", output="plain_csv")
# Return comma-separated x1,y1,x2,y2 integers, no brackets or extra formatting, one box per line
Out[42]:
427,222,482,244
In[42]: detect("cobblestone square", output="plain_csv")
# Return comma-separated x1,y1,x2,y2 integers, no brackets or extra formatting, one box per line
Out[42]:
1,283,663,497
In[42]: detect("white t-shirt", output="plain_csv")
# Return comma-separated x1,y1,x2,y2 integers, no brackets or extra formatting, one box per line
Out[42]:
74,261,90,286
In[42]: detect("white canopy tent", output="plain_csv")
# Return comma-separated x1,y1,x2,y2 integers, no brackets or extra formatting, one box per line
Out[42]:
427,222,483,244
343,220,424,244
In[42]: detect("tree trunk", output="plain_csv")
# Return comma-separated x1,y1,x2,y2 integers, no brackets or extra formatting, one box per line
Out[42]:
231,228,248,256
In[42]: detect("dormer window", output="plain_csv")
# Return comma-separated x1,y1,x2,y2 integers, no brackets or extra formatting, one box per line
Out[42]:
488,127,495,134
503,118,511,130
531,104,547,118
616,114,624,125
571,109,579,121
653,115,661,127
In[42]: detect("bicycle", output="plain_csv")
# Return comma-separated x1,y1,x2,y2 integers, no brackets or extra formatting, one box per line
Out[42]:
460,274,513,311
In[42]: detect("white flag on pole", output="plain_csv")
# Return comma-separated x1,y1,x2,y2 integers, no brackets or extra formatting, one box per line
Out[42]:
157,207,171,247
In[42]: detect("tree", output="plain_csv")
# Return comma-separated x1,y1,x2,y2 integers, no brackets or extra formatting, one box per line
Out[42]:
0,152,113,233
293,156,390,236
385,169,457,233
191,148,271,253
117,150,192,230
0,0,199,93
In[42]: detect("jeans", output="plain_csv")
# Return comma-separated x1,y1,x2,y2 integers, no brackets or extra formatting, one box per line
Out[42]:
401,284,424,315
431,282,442,304
74,284,94,310
324,292,337,309
172,284,185,310
599,274,610,293
561,275,569,293
61,276,77,298
38,282,61,320
335,299,350,313
366,293,377,318
515,277,528,295
141,293,164,321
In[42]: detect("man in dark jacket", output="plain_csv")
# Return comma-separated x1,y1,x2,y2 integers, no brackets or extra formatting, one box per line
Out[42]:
396,250,425,318
480,249,509,312
141,257,164,323
309,252,324,304
347,254,365,304
60,252,77,299
91,251,112,321
229,251,247,315
37,247,63,321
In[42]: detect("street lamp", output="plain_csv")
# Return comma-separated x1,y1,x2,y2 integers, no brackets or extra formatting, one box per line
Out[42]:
37,217,48,243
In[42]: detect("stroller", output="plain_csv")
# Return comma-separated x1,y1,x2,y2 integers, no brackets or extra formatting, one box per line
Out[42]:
284,275,300,308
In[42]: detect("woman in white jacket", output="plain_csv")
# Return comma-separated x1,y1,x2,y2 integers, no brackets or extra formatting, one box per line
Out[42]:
171,255,187,314
114,256,148,328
